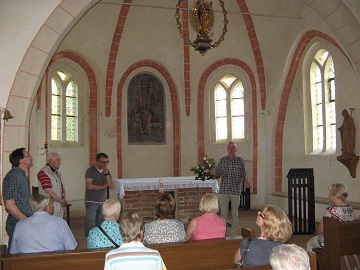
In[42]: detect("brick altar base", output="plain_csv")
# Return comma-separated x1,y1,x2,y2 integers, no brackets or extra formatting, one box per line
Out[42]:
120,187,213,224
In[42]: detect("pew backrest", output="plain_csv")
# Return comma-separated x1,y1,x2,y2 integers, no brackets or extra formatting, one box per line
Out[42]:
1,237,243,270
313,217,360,270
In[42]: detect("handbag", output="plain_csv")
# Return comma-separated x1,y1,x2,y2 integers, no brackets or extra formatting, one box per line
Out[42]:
98,226,120,248
236,238,253,269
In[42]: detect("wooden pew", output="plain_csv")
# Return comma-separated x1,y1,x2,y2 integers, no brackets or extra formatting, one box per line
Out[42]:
0,236,243,270
0,235,317,270
313,217,360,270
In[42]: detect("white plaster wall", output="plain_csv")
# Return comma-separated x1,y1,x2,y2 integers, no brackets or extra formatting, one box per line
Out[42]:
1,0,360,245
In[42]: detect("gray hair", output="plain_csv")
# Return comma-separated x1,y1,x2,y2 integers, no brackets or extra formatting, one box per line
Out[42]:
30,194,52,212
47,152,60,163
102,199,121,221
227,141,237,149
270,244,310,270
120,212,144,243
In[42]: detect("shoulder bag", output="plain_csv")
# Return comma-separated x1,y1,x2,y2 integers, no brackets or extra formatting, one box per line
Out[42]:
98,226,120,248
236,238,253,269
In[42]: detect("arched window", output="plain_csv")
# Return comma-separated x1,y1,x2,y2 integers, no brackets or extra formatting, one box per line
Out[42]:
214,75,245,141
50,69,79,143
310,49,336,153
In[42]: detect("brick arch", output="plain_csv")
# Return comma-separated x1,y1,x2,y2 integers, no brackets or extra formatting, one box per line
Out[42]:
302,0,360,77
3,0,99,167
198,58,258,193
116,60,180,178
274,30,352,191
236,0,267,111
49,51,98,166
105,0,132,117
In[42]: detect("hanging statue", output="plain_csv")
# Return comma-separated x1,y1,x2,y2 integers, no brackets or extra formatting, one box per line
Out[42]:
338,108,355,157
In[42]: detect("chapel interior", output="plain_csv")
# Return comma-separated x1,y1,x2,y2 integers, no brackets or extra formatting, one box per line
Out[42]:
1,0,360,247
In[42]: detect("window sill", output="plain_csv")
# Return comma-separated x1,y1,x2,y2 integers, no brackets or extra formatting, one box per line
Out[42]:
271,192,360,210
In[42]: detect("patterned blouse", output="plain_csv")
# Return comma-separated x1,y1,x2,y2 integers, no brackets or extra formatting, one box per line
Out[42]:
318,204,356,246
143,219,186,244
87,221,123,249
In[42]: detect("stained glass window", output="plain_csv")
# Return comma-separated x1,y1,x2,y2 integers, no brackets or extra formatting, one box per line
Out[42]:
310,49,336,153
214,75,245,141
51,70,78,143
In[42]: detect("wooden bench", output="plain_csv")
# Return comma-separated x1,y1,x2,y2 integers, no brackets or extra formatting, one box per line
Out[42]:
0,237,243,270
313,217,360,270
0,235,317,270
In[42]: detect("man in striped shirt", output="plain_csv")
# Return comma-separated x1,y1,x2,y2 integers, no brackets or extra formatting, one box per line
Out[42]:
104,212,167,270
38,152,67,218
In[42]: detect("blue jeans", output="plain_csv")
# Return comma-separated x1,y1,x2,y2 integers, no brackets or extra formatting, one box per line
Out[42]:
85,202,104,237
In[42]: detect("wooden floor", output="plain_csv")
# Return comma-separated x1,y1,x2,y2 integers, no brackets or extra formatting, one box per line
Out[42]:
70,208,315,250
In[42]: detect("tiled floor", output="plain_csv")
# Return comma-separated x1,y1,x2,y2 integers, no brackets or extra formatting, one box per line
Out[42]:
70,208,315,250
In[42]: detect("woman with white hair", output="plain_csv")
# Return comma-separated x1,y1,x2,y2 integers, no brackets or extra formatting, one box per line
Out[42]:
270,244,310,270
87,199,123,248
186,193,226,240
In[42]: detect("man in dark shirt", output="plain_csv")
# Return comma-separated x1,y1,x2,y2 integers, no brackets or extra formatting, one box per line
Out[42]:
84,152,114,237
2,148,33,249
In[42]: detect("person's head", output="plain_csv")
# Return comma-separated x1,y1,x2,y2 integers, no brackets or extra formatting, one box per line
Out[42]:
328,183,348,201
102,199,121,222
47,152,61,170
199,193,219,214
119,212,144,243
342,109,349,118
257,204,292,242
155,193,176,219
270,244,310,270
30,194,54,215
227,141,237,156
9,147,33,169
95,152,109,170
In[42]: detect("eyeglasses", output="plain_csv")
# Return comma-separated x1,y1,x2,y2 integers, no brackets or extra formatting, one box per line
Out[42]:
23,155,32,158
258,211,265,219
100,160,109,164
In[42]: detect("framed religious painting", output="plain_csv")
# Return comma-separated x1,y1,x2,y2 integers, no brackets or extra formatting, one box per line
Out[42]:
127,73,165,144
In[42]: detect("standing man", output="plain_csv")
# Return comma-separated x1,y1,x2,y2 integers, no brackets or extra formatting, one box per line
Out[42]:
84,152,114,237
2,148,33,249
10,194,77,254
211,141,251,236
38,152,67,218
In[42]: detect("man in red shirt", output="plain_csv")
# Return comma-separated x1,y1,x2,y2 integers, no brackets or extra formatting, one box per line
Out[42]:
38,152,67,218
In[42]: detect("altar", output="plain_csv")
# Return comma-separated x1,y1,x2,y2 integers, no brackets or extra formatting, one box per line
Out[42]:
114,176,219,223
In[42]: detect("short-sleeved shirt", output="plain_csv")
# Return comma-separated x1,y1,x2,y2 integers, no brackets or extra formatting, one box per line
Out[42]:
85,166,110,203
215,155,247,195
87,220,123,249
317,204,356,247
143,219,186,244
239,237,282,267
104,242,167,270
2,166,33,233
192,213,226,240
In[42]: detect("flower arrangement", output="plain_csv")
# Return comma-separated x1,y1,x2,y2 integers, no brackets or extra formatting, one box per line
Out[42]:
190,155,216,180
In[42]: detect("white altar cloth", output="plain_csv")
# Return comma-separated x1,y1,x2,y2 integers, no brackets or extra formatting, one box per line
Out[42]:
114,176,219,199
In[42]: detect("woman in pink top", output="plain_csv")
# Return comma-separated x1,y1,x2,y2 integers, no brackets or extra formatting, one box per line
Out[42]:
186,193,226,240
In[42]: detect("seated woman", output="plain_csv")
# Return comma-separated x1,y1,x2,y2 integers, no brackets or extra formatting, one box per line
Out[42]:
234,204,292,268
186,193,226,240
307,183,360,270
87,199,123,248
143,193,186,244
